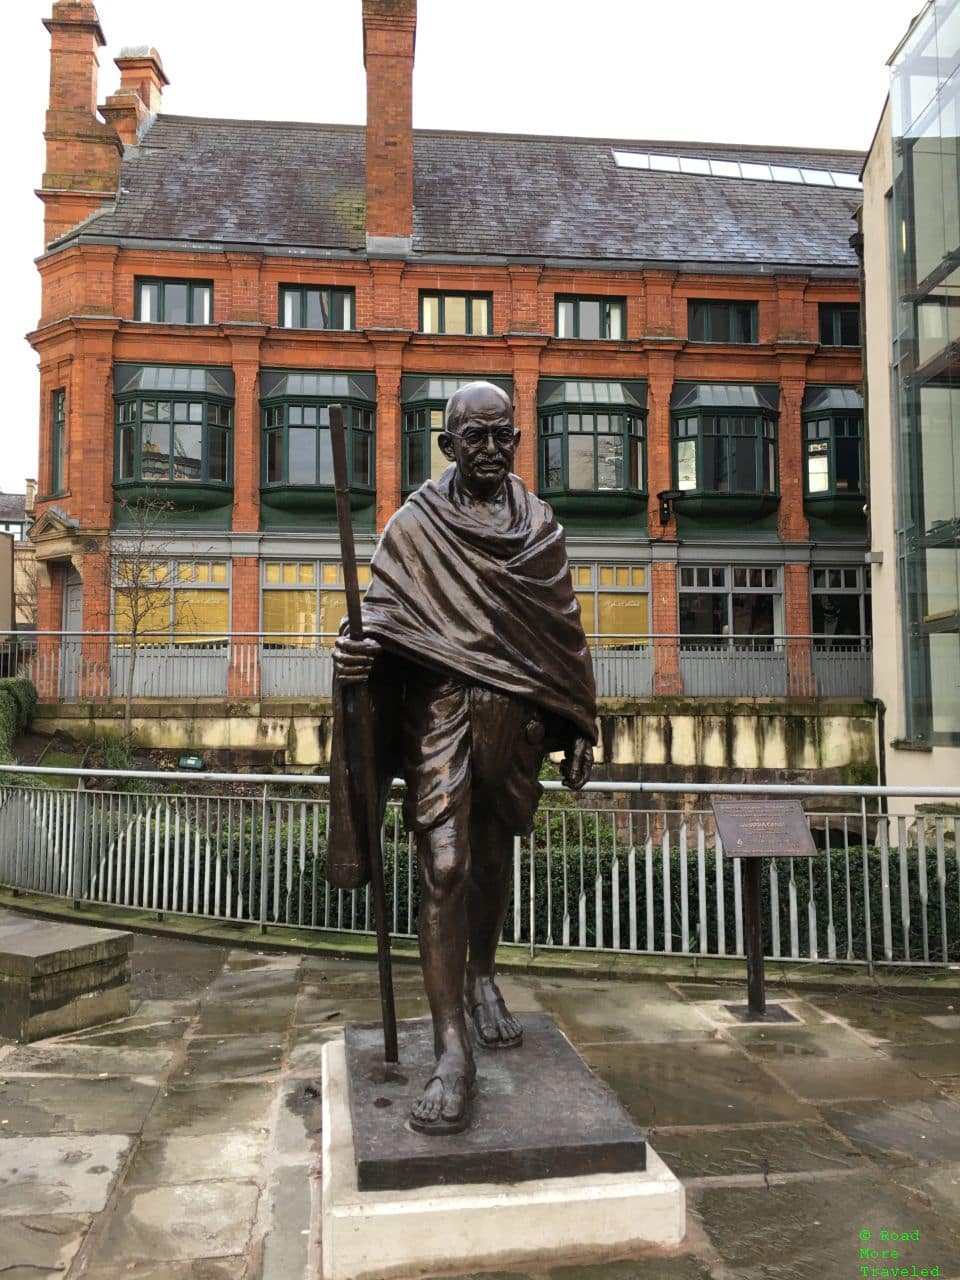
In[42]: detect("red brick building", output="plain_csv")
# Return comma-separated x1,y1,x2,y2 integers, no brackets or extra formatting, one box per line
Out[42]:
28,0,867,709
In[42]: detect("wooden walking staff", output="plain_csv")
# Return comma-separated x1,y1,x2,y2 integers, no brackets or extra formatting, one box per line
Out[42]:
329,403,399,1063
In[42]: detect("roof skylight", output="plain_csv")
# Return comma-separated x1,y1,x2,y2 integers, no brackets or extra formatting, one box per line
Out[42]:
612,149,862,189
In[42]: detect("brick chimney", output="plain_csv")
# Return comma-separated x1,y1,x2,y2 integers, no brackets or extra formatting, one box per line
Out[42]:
100,46,168,145
39,1,122,247
362,0,416,253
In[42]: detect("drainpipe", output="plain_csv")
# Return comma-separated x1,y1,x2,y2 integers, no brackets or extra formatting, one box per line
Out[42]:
869,698,888,816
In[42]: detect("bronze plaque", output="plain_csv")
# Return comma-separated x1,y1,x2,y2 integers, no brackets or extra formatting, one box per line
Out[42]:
712,798,817,859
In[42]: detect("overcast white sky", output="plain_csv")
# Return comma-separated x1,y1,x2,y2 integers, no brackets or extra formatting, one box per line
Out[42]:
3,0,919,498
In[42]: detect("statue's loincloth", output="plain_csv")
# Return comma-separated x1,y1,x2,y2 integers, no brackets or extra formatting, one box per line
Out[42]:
400,665,551,834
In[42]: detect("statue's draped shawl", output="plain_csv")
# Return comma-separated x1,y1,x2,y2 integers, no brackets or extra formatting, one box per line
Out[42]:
363,468,597,742
325,468,597,889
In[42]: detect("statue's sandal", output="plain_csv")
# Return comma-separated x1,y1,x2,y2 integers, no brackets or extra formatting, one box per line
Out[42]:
409,1072,478,1135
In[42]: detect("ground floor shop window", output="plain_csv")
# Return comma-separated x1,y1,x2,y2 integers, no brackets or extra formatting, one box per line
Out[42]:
679,565,782,644
811,565,872,645
571,563,649,642
261,560,370,645
112,559,230,642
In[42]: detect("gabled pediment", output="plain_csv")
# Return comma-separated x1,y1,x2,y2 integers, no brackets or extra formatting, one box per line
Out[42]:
29,507,80,542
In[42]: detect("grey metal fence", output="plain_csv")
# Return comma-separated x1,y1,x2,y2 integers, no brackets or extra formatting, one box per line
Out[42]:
1,632,872,702
0,768,956,967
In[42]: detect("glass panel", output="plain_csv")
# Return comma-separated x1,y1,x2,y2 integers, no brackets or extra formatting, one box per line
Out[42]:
575,592,596,637
353,430,372,486
689,302,708,340
813,593,863,638
807,441,829,492
262,590,317,642
443,295,467,334
209,427,228,482
733,436,758,489
731,592,775,636
834,437,861,491
298,563,315,584
631,567,646,587
599,566,614,587
288,427,315,483
406,433,425,487
733,306,754,342
176,562,194,582
264,563,282,585
266,432,282,484
322,563,339,585
164,283,189,324
141,422,170,479
598,592,648,638
556,300,574,337
680,591,725,637
629,435,643,489
765,441,776,491
191,286,212,324
709,305,731,342
421,295,440,333
471,297,489,333
543,437,562,489
318,589,349,639
357,564,371,587
576,566,593,586
317,429,333,485
578,300,601,339
676,438,697,489
174,589,228,639
929,633,960,735
118,426,134,479
607,302,623,339
596,435,623,489
839,307,860,345
114,588,170,638
568,434,595,488
282,289,298,327
211,562,228,584
172,424,203,480
306,289,329,328
137,282,159,322
702,435,728,490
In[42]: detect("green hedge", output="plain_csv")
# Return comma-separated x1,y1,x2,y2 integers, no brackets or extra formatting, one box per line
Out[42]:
0,677,36,762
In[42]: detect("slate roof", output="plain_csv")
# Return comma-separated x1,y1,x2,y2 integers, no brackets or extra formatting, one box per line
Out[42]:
0,493,27,522
55,115,863,272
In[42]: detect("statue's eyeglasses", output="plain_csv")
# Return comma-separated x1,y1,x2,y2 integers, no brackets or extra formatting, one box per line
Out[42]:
452,425,517,448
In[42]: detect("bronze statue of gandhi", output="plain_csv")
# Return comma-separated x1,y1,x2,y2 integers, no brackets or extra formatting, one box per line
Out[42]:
328,381,597,1134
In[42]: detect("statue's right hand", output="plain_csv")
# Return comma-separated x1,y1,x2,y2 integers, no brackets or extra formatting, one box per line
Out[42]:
333,634,382,684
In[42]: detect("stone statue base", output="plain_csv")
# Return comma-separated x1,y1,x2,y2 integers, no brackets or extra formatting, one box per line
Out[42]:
321,1018,685,1280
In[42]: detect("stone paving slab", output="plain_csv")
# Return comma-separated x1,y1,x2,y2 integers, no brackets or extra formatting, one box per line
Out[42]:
694,1173,960,1279
95,1180,260,1264
820,1095,960,1166
143,1081,275,1138
650,1121,864,1178
180,1034,287,1082
0,1075,158,1135
124,1130,269,1186
93,1262,248,1280
0,1211,93,1279
0,1134,132,1216
0,1042,175,1077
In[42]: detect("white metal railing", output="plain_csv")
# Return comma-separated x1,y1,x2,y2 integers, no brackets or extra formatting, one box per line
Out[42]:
0,766,955,968
0,632,873,702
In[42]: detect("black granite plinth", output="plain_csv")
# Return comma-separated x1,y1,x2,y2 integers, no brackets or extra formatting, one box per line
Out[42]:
724,1002,799,1024
344,1013,646,1191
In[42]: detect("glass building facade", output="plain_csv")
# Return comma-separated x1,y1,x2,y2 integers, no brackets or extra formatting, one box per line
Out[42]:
891,0,960,743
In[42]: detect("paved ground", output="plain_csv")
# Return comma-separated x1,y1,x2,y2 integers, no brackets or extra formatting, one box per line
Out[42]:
0,927,959,1280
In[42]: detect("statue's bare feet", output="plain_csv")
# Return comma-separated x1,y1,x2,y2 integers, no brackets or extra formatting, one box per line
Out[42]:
465,975,523,1049
409,1051,476,1135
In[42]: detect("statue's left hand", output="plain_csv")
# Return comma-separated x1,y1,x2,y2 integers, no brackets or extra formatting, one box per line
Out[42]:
561,736,593,791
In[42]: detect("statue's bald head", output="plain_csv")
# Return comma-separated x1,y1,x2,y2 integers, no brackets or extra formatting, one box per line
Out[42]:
444,381,514,434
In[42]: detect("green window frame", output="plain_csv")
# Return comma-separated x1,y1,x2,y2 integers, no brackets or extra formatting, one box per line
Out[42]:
278,286,354,330
555,296,625,340
51,388,66,495
260,372,375,492
419,292,492,335
135,278,213,325
539,411,645,494
114,367,233,487
687,300,758,343
804,414,864,496
818,303,861,346
674,414,777,494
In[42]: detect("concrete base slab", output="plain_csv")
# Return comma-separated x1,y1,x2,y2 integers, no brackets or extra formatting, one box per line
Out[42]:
0,910,132,1041
321,1038,685,1280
